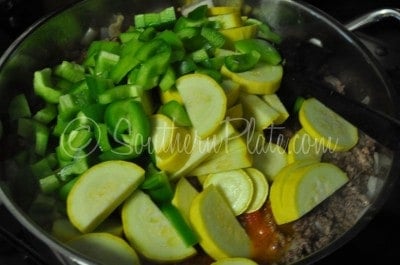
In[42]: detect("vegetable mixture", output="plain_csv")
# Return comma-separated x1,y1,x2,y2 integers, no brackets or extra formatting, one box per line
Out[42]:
5,2,361,265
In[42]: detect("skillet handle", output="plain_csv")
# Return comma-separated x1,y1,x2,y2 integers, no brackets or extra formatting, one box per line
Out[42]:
345,8,400,31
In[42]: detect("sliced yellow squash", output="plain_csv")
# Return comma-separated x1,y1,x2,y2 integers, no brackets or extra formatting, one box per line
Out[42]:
189,135,251,176
269,160,317,224
240,93,280,131
272,162,348,224
155,126,192,174
203,169,254,216
67,233,140,265
252,142,288,182
170,122,236,179
287,128,325,163
221,63,283,95
176,73,227,139
299,97,358,151
244,168,269,213
52,217,123,242
261,94,289,124
211,257,259,265
209,12,243,29
52,218,81,242
226,103,244,129
221,79,241,108
160,87,183,104
189,185,252,260
67,161,144,233
220,24,258,48
208,6,240,16
172,177,199,224
150,114,178,159
122,190,197,262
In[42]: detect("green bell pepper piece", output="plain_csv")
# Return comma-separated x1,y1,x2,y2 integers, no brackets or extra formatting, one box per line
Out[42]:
141,168,174,203
104,99,150,148
174,16,206,31
58,176,79,201
224,50,261,72
245,18,282,44
98,84,143,104
83,40,121,67
138,27,157,41
119,31,141,43
159,66,176,92
33,68,62,104
187,4,208,20
195,67,222,83
110,38,144,84
30,153,58,178
159,100,192,127
189,48,209,63
134,51,171,90
58,130,92,161
134,6,176,29
85,75,114,101
39,174,61,194
57,155,88,182
200,56,225,70
8,93,31,121
177,57,197,75
33,103,57,124
34,122,50,156
81,104,106,123
234,38,282,65
201,26,225,48
156,30,185,62
94,51,120,77
94,123,112,152
54,61,85,83
135,39,170,62
160,203,198,246
98,145,142,161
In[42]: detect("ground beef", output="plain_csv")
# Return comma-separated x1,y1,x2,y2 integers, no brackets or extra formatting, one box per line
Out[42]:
277,133,376,264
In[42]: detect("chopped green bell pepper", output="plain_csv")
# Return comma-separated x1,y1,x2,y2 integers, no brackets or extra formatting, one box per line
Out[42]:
8,93,31,121
58,176,79,201
160,203,198,246
54,61,85,83
224,50,261,72
110,38,144,84
98,84,143,104
98,145,142,161
234,38,281,65
201,26,225,48
134,6,176,30
83,40,121,67
33,68,62,104
39,174,61,194
141,167,174,203
94,51,120,77
104,99,150,148
85,75,114,101
159,66,176,91
94,123,112,152
245,18,282,44
159,100,192,127
33,103,57,124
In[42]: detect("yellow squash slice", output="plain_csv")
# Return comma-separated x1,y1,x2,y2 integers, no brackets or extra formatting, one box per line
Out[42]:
67,161,144,233
299,97,358,151
189,185,252,260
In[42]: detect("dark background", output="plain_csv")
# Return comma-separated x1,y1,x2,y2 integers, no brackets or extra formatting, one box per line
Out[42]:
1,0,400,264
